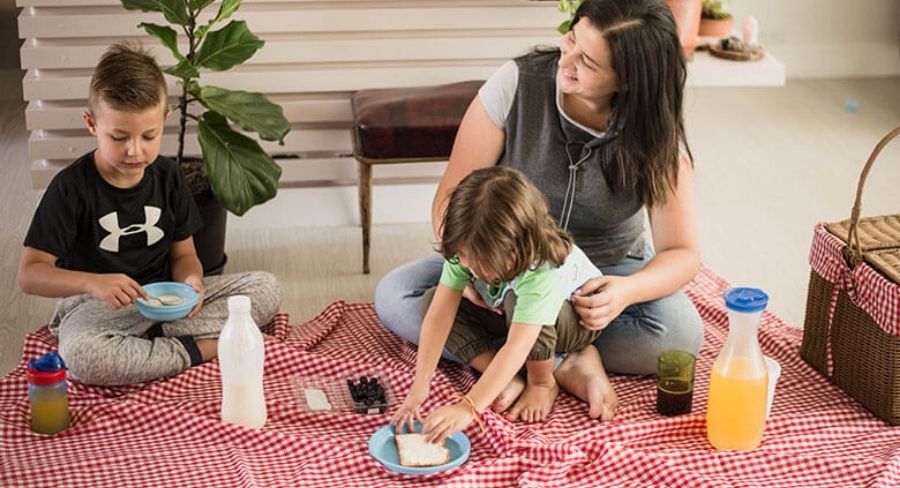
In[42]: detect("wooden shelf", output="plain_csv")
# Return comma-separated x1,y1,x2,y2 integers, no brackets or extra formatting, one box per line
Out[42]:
687,50,786,87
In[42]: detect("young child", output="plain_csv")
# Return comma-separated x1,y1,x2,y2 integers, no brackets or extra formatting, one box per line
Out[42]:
16,43,281,386
392,166,614,443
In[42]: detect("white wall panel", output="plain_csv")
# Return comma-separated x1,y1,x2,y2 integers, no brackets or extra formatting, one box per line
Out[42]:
17,0,787,189
17,0,560,188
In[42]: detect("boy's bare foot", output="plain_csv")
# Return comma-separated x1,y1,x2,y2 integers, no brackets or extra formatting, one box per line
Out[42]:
504,379,559,423
491,374,526,413
555,345,618,421
261,333,279,342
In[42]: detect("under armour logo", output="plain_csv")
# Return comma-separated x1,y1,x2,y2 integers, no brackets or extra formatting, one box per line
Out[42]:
98,206,164,252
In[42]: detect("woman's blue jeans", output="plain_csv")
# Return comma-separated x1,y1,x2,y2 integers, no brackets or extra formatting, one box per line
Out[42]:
374,250,703,375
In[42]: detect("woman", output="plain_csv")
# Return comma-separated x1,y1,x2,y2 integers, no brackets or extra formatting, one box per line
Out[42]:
375,0,703,421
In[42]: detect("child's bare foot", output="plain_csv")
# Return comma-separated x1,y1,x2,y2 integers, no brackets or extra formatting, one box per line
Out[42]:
262,333,279,342
504,379,559,423
555,345,618,421
491,374,526,413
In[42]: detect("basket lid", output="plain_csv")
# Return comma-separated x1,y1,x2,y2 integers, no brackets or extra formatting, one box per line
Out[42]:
827,215,900,283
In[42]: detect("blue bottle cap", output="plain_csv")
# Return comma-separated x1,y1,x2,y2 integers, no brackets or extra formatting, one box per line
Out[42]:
724,287,769,313
28,351,67,372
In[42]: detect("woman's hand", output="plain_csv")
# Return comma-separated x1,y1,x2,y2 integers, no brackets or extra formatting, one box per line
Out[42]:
391,383,429,434
422,401,474,444
571,275,633,331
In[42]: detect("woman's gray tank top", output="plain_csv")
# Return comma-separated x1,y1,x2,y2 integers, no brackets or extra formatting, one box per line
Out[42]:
499,51,645,267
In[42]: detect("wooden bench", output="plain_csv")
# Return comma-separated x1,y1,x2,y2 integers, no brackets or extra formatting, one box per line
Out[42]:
350,80,483,274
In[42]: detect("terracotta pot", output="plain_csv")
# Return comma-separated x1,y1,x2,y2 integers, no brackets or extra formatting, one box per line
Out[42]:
699,16,734,38
663,0,703,57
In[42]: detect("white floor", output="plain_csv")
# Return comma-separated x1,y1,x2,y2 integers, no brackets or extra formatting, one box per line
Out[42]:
1,71,898,377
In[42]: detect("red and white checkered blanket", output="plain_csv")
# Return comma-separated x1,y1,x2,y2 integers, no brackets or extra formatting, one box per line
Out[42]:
2,266,899,487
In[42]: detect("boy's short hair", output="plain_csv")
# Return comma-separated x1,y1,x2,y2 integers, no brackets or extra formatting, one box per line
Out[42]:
88,42,167,115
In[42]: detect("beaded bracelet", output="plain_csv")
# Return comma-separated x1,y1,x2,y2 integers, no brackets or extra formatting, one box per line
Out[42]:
453,394,486,434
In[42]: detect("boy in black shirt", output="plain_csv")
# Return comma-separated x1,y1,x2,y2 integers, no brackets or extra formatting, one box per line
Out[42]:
17,43,281,386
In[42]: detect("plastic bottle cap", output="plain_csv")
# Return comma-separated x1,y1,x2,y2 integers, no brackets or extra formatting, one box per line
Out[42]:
27,351,67,385
228,295,252,312
724,287,769,313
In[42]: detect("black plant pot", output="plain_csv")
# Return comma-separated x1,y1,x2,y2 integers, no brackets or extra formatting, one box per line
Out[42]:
193,190,228,276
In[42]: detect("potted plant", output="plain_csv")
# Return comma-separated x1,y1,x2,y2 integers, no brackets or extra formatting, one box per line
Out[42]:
120,0,291,274
556,0,583,34
663,0,703,57
699,0,733,37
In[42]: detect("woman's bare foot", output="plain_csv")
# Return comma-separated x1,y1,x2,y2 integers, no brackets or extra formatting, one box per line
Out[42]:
491,374,526,413
504,379,560,423
555,345,618,421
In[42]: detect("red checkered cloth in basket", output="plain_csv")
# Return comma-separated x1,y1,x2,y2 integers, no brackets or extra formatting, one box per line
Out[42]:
809,223,900,336
2,266,899,487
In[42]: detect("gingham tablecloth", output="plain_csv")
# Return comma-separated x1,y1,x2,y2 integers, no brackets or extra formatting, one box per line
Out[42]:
2,266,899,487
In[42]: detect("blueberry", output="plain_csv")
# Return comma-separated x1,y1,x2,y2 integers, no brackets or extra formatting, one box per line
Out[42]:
359,376,368,384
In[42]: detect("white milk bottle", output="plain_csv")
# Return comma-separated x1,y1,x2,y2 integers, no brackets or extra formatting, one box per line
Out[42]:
219,295,267,429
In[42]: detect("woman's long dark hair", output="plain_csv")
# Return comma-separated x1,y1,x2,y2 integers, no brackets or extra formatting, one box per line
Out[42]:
573,0,691,207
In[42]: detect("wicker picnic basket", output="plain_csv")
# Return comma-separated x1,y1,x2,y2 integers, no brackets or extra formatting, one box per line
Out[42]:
800,126,900,425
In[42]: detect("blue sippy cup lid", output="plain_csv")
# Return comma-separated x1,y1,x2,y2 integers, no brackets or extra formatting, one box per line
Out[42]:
724,287,769,313
28,351,66,372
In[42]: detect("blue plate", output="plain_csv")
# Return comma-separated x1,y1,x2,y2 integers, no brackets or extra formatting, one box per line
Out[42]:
135,282,199,321
368,423,470,476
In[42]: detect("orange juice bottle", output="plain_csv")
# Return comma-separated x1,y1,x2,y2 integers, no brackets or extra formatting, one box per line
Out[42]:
706,287,769,451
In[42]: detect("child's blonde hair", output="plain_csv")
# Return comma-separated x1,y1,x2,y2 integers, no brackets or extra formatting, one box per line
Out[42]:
88,42,167,115
439,166,572,282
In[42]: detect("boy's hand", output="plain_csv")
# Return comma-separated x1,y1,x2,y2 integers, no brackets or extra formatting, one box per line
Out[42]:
184,274,205,317
391,383,428,434
422,401,473,444
85,274,147,308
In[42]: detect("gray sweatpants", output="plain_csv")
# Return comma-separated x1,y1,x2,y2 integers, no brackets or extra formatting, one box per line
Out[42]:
50,271,281,386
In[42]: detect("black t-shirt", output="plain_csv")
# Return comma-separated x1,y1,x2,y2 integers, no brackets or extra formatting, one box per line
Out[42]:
24,152,203,284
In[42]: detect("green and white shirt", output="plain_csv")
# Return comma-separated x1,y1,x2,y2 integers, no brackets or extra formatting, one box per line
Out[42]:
439,244,602,326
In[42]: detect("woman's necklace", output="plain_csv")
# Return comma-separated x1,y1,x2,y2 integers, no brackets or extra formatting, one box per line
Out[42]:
559,139,592,231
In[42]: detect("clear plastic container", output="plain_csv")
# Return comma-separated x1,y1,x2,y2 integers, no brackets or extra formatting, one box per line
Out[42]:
292,372,395,415
707,287,770,451
219,295,267,429
28,351,70,435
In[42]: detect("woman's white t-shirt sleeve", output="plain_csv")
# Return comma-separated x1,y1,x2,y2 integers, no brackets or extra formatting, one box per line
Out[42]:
477,60,519,130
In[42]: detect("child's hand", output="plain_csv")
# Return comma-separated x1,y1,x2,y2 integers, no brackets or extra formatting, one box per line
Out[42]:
184,274,205,317
422,401,473,444
461,282,491,310
391,384,428,434
85,274,148,308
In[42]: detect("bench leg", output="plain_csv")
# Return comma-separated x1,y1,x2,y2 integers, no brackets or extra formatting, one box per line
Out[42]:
358,161,372,274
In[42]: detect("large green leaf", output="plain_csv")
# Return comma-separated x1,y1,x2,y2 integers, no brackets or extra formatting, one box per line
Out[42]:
199,86,289,143
194,0,240,40
189,0,216,10
194,20,263,71
138,22,183,60
197,111,282,216
121,0,189,25
213,0,241,23
164,58,199,79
